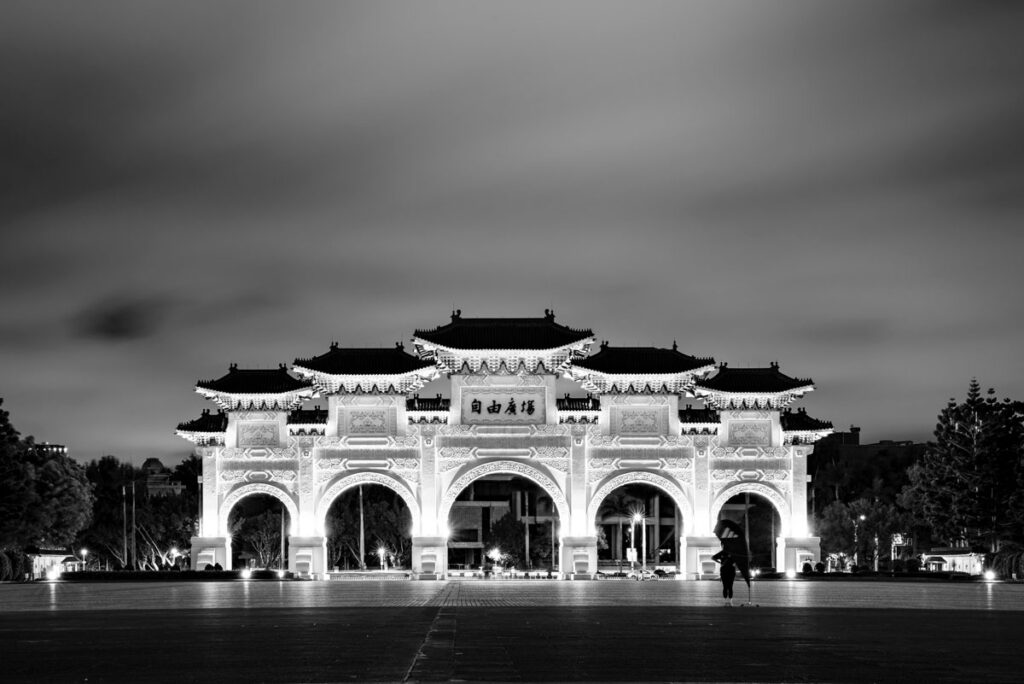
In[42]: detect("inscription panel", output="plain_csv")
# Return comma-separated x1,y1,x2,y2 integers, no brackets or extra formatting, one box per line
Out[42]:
611,406,669,436
460,387,546,425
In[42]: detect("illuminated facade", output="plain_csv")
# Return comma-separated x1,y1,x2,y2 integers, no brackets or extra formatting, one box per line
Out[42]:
177,312,831,578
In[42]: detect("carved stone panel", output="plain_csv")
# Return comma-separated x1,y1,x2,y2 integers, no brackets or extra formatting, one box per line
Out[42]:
727,420,770,446
340,408,394,436
611,406,668,436
238,421,280,447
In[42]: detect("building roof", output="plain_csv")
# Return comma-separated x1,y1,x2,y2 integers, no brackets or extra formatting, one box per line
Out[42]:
780,408,833,432
556,394,600,411
288,407,328,424
407,394,451,411
695,363,813,394
295,343,434,376
196,364,311,395
176,409,228,433
678,404,720,424
574,342,713,375
413,310,593,350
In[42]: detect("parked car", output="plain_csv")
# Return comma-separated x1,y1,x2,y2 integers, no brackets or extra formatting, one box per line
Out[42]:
628,568,658,581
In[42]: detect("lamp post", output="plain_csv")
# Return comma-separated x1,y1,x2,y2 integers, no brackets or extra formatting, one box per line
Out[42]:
632,512,646,572
853,514,866,569
170,547,180,570
80,548,88,572
377,546,387,571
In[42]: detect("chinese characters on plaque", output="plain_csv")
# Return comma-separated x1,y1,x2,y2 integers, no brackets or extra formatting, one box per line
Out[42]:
461,389,546,424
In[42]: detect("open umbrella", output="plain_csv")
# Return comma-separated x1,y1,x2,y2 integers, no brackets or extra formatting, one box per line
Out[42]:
713,519,754,603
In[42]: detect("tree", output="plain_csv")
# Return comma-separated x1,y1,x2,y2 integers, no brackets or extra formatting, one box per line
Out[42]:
325,487,411,569
901,380,1024,551
231,510,284,568
484,512,525,568
0,399,93,552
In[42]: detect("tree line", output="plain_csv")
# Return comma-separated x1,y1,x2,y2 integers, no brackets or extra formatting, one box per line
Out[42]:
811,379,1024,574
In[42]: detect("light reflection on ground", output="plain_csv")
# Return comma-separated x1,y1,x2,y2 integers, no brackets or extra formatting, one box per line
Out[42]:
3,578,1023,613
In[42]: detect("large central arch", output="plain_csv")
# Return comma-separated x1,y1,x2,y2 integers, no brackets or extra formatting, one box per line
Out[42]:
315,471,422,537
587,470,694,538
710,482,791,537
219,483,299,537
438,460,570,528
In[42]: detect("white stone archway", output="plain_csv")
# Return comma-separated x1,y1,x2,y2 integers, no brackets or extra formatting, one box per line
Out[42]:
587,470,694,538
710,481,791,537
438,460,570,526
219,483,299,538
315,471,422,537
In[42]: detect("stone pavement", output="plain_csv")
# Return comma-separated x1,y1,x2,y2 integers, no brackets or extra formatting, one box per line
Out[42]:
1,579,1021,682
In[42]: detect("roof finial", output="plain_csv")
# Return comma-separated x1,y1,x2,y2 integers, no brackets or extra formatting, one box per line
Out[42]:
279,363,287,370
395,341,404,350
771,360,779,369
600,340,608,350
229,362,238,371
330,341,338,350
672,340,678,351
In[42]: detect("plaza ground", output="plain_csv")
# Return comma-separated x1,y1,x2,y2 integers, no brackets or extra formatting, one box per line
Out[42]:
1,579,1021,682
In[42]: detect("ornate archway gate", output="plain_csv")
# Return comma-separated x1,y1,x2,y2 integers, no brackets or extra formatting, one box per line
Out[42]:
178,313,830,578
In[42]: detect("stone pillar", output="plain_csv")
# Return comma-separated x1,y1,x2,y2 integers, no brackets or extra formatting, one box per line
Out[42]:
560,536,598,577
412,536,448,579
779,536,821,573
190,536,230,570
685,536,721,580
289,536,326,578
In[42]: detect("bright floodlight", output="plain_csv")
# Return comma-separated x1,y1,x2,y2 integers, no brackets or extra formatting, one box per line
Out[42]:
632,512,643,523
858,514,866,521
46,568,61,581
785,569,797,579
276,569,285,579
377,546,386,557
984,570,996,581
241,568,252,579
80,548,88,557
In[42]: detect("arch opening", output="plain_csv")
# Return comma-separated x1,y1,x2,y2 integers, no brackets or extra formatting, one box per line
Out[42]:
322,483,412,572
713,486,787,572
440,461,568,574
223,492,292,571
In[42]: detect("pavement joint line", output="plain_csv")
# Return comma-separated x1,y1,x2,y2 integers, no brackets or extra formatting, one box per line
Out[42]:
403,582,459,681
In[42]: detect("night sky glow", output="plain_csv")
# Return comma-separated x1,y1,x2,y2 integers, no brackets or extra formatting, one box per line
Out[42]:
2,1,1023,465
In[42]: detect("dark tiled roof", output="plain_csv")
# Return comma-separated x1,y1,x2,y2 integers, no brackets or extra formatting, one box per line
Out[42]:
407,394,451,411
295,343,434,375
678,404,719,424
574,342,713,374
197,364,311,394
177,409,228,432
414,310,593,350
781,408,832,431
288,407,328,424
556,394,600,411
696,363,813,394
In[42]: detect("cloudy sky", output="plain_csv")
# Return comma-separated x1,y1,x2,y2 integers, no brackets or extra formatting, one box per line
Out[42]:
2,1,1023,465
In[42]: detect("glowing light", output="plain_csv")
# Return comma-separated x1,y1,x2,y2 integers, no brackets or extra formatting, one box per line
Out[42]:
46,568,61,581
785,569,797,579
276,569,285,579
241,568,252,579
632,512,643,524
984,570,996,581
753,569,761,577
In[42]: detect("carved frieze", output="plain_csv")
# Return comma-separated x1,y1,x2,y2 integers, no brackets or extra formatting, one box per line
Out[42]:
727,421,770,446
220,447,297,462
442,461,567,513
238,422,279,447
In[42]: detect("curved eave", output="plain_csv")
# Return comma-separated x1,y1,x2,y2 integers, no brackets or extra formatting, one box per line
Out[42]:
693,385,814,409
175,429,225,443
412,337,595,357
568,363,716,391
194,386,314,409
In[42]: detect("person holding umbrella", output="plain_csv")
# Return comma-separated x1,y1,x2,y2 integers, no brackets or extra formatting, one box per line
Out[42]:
712,548,737,606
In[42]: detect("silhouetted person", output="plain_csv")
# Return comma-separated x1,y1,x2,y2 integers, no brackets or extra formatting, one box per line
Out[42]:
712,549,736,606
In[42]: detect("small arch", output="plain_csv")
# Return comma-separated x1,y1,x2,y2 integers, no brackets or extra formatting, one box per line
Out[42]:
710,482,791,536
438,460,569,527
219,483,298,537
587,471,694,537
316,471,422,537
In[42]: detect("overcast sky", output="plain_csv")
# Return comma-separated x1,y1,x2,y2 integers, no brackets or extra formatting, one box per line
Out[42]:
2,1,1023,466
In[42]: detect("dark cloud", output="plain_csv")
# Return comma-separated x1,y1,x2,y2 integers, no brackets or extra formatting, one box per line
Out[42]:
1,1,1023,462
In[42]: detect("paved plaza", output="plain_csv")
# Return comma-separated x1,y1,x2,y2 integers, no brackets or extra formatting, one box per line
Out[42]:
1,579,1022,682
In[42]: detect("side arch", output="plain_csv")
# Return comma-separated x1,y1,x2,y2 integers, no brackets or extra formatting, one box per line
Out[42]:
438,460,569,530
587,470,694,538
219,483,299,537
710,482,791,537
316,471,422,537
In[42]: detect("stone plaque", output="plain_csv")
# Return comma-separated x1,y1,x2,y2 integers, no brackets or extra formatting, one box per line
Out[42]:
461,387,546,425
238,421,279,447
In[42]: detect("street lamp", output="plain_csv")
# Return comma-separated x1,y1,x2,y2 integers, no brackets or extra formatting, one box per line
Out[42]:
853,514,866,569
377,546,387,571
632,511,646,572
170,547,180,569
80,548,88,572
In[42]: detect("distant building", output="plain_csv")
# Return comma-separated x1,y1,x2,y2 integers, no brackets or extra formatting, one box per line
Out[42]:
32,443,68,458
142,458,185,497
